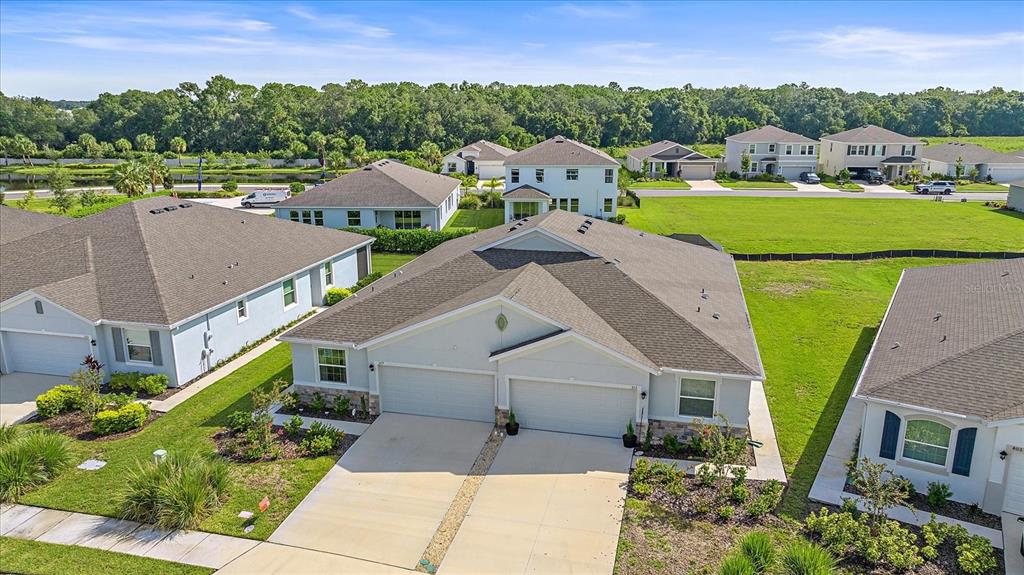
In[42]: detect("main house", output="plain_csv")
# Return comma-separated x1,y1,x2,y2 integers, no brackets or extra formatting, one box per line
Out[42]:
724,126,818,179
0,201,372,387
852,259,1023,516
920,142,1024,183
818,125,923,180
441,140,517,181
279,210,764,439
500,135,620,223
625,140,719,180
275,160,462,230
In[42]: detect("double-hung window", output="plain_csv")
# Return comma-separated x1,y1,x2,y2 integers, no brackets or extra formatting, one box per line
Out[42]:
603,198,613,212
324,260,334,286
510,169,520,183
566,169,579,181
283,278,296,307
678,378,715,418
806,144,814,155
447,162,457,172
347,210,361,227
747,143,756,154
316,348,347,384
124,328,153,363
236,299,248,322
604,168,614,183
535,168,544,183
902,420,951,466
313,210,324,226
785,145,793,155
289,210,300,222
768,144,776,153
395,210,422,229
569,198,579,212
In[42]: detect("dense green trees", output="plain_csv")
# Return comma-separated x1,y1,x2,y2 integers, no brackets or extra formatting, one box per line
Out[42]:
1,79,1021,157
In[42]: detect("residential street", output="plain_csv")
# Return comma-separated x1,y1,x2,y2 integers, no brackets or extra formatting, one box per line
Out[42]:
633,187,1008,201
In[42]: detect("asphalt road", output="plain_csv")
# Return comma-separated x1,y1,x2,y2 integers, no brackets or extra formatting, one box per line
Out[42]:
632,187,1008,202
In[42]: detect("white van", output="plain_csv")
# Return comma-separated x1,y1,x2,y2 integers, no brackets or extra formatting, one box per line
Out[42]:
241,188,290,208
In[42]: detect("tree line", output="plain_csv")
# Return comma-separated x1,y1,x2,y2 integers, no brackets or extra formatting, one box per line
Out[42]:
1,76,1021,158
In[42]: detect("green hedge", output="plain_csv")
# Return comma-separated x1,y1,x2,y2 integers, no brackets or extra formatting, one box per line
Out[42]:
109,372,168,395
35,385,82,418
324,287,352,306
92,402,149,436
341,226,477,253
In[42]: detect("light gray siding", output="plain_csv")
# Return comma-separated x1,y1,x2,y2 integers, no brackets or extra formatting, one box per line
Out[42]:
648,371,752,428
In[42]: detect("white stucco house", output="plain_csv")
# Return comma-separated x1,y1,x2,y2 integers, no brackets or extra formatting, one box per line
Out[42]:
625,140,719,180
724,126,818,179
852,259,1024,516
920,142,1024,183
500,135,620,223
1008,181,1024,211
441,140,517,181
0,201,373,387
818,125,924,180
279,210,765,439
275,160,462,230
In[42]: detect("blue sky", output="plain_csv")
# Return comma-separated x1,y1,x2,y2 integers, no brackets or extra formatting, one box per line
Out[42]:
1,1,1022,99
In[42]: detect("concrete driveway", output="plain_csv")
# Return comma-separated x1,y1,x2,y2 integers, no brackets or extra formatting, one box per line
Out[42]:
0,373,70,424
267,413,492,569
440,430,632,575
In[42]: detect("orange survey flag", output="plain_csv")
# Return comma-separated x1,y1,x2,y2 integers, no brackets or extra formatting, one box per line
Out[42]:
259,496,270,512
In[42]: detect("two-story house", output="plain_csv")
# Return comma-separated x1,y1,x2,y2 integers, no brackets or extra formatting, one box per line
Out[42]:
724,126,818,179
441,140,517,180
819,125,924,180
500,135,619,223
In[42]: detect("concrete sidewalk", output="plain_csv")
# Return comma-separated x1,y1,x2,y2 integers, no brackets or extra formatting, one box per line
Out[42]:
0,504,259,569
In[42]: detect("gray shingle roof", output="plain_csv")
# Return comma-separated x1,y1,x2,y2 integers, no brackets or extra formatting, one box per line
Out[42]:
880,156,921,164
505,136,619,166
855,259,1024,422
0,206,71,245
821,125,921,144
0,198,372,325
451,140,517,162
726,125,816,144
920,142,1024,165
284,210,763,377
502,185,550,199
278,160,459,209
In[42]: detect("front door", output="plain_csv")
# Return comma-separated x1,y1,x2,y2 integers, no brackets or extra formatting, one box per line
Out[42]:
466,160,475,176
765,163,775,175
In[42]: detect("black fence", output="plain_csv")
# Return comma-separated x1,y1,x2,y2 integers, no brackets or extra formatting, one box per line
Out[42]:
732,250,1024,262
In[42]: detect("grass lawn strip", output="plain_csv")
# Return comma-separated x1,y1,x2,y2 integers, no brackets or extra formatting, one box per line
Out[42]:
371,252,418,276
628,180,692,190
443,208,504,230
821,182,863,191
717,180,796,190
0,536,213,575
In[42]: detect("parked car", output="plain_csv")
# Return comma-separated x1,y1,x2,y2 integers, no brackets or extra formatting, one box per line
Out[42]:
914,180,957,195
862,169,884,184
241,188,290,207
799,172,821,184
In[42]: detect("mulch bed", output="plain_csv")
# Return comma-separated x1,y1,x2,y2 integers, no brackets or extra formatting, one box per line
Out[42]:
636,442,755,466
632,475,780,526
842,483,1002,530
213,425,357,463
41,410,159,441
277,405,377,425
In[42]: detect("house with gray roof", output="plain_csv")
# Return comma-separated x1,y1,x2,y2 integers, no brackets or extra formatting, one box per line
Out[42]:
920,142,1024,183
819,125,923,180
500,135,620,223
275,160,462,230
441,139,517,180
625,140,719,180
0,199,373,388
852,259,1024,515
724,126,818,179
280,209,764,439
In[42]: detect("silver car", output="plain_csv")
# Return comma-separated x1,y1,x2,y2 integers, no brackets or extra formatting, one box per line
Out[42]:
914,180,957,194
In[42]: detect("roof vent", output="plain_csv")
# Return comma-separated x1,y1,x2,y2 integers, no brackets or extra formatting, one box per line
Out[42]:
712,312,720,320
363,166,373,171
189,274,194,279
164,205,177,211
222,280,228,285
701,293,709,300
149,209,163,214
933,312,942,321
891,341,901,349
179,203,192,208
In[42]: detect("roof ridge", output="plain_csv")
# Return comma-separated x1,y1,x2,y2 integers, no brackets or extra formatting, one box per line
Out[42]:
126,202,172,323
374,160,453,203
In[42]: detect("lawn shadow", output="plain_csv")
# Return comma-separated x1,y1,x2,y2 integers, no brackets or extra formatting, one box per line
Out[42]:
991,207,1024,221
780,326,877,519
202,364,293,429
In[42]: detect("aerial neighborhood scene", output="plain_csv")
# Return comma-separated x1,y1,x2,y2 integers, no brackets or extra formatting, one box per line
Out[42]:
1,1,1023,574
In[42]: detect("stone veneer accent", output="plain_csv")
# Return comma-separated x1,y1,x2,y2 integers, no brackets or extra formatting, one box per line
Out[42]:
292,384,380,415
645,418,747,441
495,407,510,426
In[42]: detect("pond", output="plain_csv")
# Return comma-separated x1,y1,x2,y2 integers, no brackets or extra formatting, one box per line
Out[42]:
0,171,336,191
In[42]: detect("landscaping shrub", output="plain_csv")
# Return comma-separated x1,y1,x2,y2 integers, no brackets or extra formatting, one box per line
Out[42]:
954,534,998,574
92,402,149,436
220,181,238,193
109,372,142,391
138,374,169,395
109,372,168,395
119,452,230,529
719,553,755,575
780,541,835,575
607,214,626,224
0,430,72,502
332,395,351,416
925,481,953,508
340,226,477,253
458,193,483,210
35,385,82,418
226,410,253,434
310,391,327,412
739,532,775,573
662,433,683,455
352,271,382,292
300,421,343,456
283,415,303,436
806,508,923,571
289,182,305,195
717,504,735,520
746,478,784,517
0,423,20,447
324,287,352,306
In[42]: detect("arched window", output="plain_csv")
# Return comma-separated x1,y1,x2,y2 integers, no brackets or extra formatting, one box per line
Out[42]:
34,300,43,314
902,420,952,466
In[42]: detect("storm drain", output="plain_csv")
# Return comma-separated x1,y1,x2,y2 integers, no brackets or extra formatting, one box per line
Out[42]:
417,428,505,573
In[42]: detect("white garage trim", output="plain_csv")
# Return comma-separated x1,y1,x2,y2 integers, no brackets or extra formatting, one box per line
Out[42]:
1004,446,1024,515
501,374,642,421
0,328,90,340
378,364,496,423
1,330,93,376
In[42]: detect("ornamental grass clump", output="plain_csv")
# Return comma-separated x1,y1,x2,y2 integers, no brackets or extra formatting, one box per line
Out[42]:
0,429,72,502
739,531,775,573
780,541,835,575
119,452,230,529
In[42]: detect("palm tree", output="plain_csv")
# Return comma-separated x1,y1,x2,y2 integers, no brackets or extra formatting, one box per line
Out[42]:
135,133,156,153
141,154,170,195
112,160,148,197
170,136,187,167
13,134,37,166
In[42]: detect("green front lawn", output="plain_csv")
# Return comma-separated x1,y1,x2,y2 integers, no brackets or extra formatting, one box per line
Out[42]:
821,182,863,191
443,208,504,230
0,537,213,575
892,183,1008,192
628,180,692,190
372,252,417,275
19,344,336,541
620,197,1024,252
918,135,1024,153
717,180,796,190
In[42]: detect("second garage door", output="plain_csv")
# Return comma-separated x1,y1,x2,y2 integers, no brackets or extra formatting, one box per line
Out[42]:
678,164,715,180
1004,448,1024,515
509,378,637,438
2,331,91,376
379,365,495,422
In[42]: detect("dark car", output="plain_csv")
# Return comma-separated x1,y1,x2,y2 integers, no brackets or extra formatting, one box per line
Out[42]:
799,172,821,184
862,169,884,184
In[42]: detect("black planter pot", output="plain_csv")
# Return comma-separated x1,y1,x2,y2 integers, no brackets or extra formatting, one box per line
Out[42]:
622,434,637,448
505,422,520,436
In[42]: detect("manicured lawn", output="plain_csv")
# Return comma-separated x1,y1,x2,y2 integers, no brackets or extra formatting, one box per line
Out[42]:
18,344,337,541
15,191,173,217
689,143,724,158
372,252,417,275
620,197,1024,252
0,537,213,575
821,182,863,191
628,180,691,190
892,183,1007,193
443,208,504,230
717,180,796,190
918,135,1024,153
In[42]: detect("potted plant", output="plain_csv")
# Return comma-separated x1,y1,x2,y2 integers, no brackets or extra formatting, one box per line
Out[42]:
505,410,519,436
622,421,637,448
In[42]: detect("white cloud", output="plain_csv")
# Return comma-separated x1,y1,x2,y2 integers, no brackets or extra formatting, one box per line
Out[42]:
287,5,392,38
554,2,636,19
777,27,1024,62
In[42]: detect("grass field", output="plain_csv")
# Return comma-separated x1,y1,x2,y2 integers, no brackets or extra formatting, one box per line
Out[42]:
918,135,1024,153
620,197,1024,252
717,180,796,190
892,183,1008,192
372,252,417,275
821,182,863,191
0,537,212,575
14,191,173,217
443,208,504,230
629,180,692,190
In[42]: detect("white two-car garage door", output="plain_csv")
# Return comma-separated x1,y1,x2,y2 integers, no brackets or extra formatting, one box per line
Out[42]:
509,378,637,438
678,164,715,180
1004,448,1024,515
1,331,91,376
379,365,495,423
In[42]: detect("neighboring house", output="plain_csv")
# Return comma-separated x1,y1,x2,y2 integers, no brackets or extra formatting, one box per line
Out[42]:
818,125,924,179
724,126,818,179
920,142,1024,182
274,160,462,231
280,210,764,440
0,200,373,387
500,135,619,223
625,140,719,180
852,259,1024,515
1008,181,1024,211
441,140,517,181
